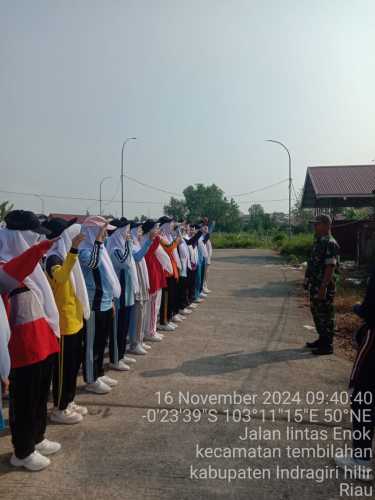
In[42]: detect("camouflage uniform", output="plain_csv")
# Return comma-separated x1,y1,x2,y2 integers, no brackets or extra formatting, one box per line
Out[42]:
305,234,340,348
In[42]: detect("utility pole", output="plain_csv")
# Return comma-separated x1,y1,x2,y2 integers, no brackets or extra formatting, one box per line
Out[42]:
121,137,137,217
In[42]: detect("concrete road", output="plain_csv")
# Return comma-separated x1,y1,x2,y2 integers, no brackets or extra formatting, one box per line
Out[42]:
0,249,356,500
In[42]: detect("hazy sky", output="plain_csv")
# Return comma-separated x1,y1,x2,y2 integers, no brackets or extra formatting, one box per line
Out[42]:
1,0,374,218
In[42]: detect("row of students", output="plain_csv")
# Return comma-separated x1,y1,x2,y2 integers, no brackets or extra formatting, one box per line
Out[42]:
0,210,213,471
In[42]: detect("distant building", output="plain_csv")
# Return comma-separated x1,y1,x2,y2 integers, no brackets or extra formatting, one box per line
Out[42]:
301,164,375,210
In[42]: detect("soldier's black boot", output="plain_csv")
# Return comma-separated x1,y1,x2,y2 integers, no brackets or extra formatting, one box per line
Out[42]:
312,344,333,356
305,339,320,349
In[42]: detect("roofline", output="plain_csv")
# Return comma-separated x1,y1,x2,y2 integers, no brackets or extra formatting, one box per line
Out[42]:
307,164,375,169
315,194,375,199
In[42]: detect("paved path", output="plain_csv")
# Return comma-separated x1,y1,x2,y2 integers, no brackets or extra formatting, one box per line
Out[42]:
0,249,354,500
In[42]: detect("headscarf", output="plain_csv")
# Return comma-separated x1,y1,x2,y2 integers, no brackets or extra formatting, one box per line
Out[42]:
46,224,90,320
131,227,150,293
0,298,10,379
107,225,140,295
160,222,182,271
80,218,121,299
140,230,173,275
0,229,60,337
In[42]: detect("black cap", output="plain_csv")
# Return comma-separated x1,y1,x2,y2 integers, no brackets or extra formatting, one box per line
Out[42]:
5,210,51,235
43,217,78,239
310,214,332,225
129,220,142,229
142,219,157,234
110,218,130,228
158,216,173,225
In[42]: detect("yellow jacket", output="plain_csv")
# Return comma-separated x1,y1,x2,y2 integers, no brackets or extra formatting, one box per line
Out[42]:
46,250,84,335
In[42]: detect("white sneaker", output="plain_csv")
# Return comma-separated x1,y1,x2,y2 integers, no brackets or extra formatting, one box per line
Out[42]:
169,322,178,328
180,308,192,315
85,379,111,394
10,451,50,471
173,314,186,322
335,454,374,482
50,408,83,425
143,334,163,342
35,439,61,456
203,288,211,294
100,375,118,387
123,355,136,364
142,343,152,350
158,323,176,332
69,402,88,416
188,303,198,309
128,344,147,355
109,361,130,371
200,292,208,298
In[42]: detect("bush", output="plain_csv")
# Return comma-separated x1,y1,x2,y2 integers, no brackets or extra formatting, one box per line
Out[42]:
278,234,313,260
212,232,272,249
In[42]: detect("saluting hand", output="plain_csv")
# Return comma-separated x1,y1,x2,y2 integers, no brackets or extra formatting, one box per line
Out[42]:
96,222,108,243
71,233,85,250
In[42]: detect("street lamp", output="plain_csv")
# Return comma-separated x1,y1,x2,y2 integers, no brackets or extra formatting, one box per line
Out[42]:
266,139,292,238
99,176,112,216
121,137,137,217
34,194,45,214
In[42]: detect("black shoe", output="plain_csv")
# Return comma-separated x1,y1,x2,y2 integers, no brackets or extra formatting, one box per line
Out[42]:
305,340,320,349
312,346,333,356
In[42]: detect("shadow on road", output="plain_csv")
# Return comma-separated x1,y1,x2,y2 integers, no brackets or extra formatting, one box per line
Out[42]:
142,348,313,378
233,282,300,298
213,255,282,266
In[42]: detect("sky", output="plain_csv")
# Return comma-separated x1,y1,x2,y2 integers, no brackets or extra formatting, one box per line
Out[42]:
1,0,374,218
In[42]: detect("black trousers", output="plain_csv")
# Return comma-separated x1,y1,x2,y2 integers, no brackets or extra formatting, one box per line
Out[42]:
167,277,178,320
349,328,375,460
160,287,169,325
187,268,196,304
177,276,189,311
109,306,132,364
9,354,55,459
53,328,84,410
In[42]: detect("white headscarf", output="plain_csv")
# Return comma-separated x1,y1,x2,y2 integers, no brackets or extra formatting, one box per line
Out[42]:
80,225,121,299
0,229,60,338
0,298,10,379
160,223,182,271
131,227,150,291
46,224,90,320
141,230,173,275
108,226,140,295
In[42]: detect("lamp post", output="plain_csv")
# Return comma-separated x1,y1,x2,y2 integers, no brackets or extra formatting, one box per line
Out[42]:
99,176,112,216
34,194,45,214
121,137,137,217
266,139,292,238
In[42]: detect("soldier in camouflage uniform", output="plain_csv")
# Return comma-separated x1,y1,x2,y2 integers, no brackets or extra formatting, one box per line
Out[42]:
304,214,340,355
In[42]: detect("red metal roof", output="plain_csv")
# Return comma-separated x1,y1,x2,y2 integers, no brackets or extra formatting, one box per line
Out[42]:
307,165,375,197
48,213,87,224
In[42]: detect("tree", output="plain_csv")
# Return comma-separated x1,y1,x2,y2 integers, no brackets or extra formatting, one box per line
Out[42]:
292,189,313,233
0,201,14,222
163,197,188,221
246,204,274,232
164,184,241,231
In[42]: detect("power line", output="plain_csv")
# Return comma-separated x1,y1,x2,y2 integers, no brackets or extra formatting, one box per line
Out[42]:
0,189,165,205
124,175,181,196
237,198,289,204
229,178,289,197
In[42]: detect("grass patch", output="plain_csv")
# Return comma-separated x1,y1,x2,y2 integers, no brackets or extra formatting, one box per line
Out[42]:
212,231,314,262
211,232,273,249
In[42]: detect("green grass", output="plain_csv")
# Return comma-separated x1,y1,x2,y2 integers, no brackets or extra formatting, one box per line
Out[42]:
212,232,274,249
212,231,314,262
